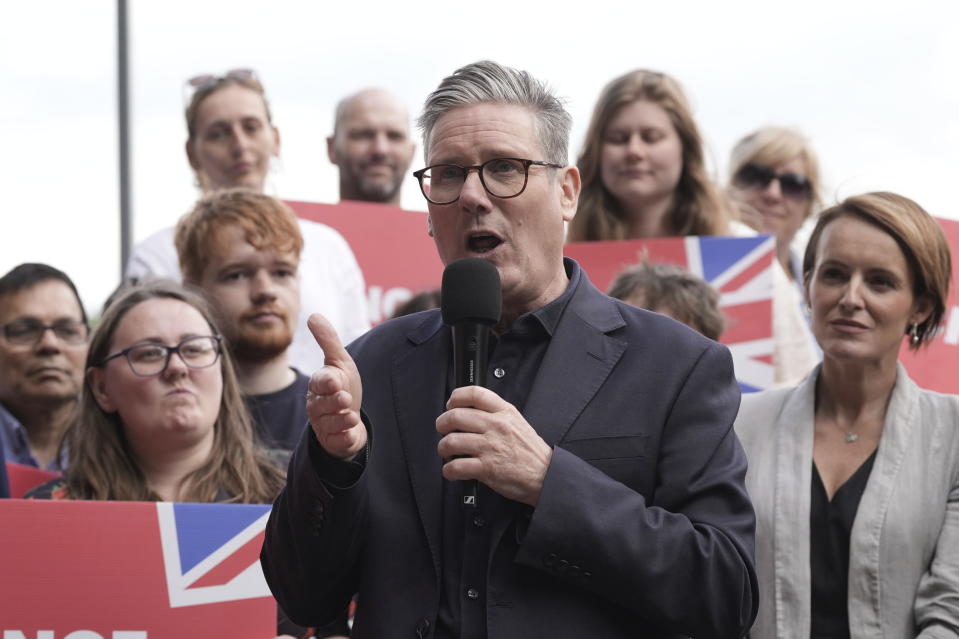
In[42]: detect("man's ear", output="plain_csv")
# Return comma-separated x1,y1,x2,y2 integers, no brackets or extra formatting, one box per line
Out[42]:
87,367,116,414
326,135,337,164
559,165,581,223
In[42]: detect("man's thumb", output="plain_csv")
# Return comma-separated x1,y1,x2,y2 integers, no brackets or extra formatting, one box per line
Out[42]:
307,313,349,366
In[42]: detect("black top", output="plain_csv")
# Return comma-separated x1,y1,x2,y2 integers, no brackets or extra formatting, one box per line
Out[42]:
245,368,310,452
809,450,877,639
434,261,580,639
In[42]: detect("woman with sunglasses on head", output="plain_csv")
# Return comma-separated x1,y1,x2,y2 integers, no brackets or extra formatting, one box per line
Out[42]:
729,126,823,384
25,281,344,638
126,70,370,374
735,192,958,639
567,69,742,242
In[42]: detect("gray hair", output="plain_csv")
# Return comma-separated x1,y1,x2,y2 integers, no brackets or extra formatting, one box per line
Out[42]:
417,60,571,165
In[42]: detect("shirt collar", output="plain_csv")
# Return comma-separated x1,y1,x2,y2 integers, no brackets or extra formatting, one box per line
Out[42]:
511,258,582,338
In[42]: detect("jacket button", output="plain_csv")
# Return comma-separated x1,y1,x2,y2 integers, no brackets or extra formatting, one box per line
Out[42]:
415,617,431,638
466,587,480,599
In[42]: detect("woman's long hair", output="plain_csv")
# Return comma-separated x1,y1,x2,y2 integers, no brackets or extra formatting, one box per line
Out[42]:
62,281,285,503
569,69,733,241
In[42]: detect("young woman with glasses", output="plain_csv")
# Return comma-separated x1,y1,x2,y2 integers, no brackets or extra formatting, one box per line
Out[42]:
567,69,741,242
729,126,823,385
26,280,346,638
26,281,283,503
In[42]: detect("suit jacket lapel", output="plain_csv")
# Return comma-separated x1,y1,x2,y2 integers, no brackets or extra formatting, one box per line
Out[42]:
492,275,627,552
391,315,448,582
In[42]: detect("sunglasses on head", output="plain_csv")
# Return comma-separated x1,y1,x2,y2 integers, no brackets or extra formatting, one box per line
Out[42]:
183,68,259,105
734,163,811,201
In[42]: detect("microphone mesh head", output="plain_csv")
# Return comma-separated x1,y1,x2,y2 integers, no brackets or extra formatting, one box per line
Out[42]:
441,258,502,326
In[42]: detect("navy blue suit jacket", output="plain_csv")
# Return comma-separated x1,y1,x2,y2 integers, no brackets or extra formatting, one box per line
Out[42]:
262,264,758,638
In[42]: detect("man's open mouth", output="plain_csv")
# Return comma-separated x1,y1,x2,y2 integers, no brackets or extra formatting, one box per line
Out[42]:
467,234,503,253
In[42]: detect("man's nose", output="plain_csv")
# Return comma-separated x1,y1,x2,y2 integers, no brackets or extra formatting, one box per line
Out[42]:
371,132,390,155
250,270,278,299
34,326,63,353
457,169,491,214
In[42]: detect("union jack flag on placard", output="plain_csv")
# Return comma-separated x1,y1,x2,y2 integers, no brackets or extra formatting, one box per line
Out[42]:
0,500,276,637
565,234,776,392
157,502,273,607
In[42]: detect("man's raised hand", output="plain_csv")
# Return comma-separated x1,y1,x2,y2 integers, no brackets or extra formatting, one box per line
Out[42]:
306,313,366,460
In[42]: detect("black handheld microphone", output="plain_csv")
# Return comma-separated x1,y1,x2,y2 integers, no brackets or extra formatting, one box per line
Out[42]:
441,258,502,507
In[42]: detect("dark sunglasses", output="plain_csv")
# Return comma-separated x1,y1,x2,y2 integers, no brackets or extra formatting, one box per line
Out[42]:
734,163,811,201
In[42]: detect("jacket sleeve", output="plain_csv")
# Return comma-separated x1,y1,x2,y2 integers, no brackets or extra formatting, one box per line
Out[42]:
260,424,370,627
514,340,759,639
914,469,959,638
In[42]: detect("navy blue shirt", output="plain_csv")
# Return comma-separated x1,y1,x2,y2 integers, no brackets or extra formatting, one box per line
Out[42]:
434,261,580,639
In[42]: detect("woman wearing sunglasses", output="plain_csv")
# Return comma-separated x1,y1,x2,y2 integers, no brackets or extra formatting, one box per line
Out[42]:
567,69,740,242
730,127,823,385
735,192,958,638
125,70,370,375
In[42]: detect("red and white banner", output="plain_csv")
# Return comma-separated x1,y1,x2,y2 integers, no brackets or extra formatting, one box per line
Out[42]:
291,201,957,394
566,235,776,391
0,500,275,638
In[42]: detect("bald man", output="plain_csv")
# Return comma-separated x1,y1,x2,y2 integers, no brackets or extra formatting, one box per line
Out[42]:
326,88,416,205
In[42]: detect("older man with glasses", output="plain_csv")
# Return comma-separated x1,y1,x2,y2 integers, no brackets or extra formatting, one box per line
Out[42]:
0,263,88,472
263,61,758,639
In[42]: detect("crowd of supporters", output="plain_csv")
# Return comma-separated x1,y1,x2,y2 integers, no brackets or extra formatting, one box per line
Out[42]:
1,62,955,639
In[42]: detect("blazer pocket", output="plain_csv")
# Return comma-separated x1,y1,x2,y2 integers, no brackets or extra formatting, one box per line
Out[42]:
559,434,648,460
558,435,649,486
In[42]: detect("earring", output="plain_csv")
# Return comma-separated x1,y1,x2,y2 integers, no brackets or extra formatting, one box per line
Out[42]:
426,215,433,236
909,323,920,345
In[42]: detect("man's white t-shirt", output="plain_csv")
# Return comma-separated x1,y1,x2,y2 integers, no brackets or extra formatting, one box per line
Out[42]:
126,219,371,373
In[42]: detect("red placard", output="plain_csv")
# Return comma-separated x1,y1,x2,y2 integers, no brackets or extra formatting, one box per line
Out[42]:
567,235,776,391
5,461,60,498
0,500,275,638
288,200,442,323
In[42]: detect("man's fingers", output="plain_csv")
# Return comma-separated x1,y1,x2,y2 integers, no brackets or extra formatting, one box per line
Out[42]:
437,430,485,460
308,313,351,367
445,385,508,412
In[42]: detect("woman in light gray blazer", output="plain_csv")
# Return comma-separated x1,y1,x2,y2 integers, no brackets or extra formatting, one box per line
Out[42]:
735,192,958,639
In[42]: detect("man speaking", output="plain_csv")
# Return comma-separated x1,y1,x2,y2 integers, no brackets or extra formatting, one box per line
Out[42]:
262,61,758,638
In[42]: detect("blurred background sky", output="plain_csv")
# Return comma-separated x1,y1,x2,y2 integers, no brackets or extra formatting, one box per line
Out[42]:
2,0,958,315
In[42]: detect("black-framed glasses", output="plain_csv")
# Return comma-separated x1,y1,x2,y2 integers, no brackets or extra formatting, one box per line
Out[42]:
183,68,259,105
98,335,223,377
1,318,88,348
734,163,812,201
413,157,564,205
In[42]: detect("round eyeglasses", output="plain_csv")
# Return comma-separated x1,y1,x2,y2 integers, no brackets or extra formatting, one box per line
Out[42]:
98,335,223,377
413,157,563,205
1,318,88,348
